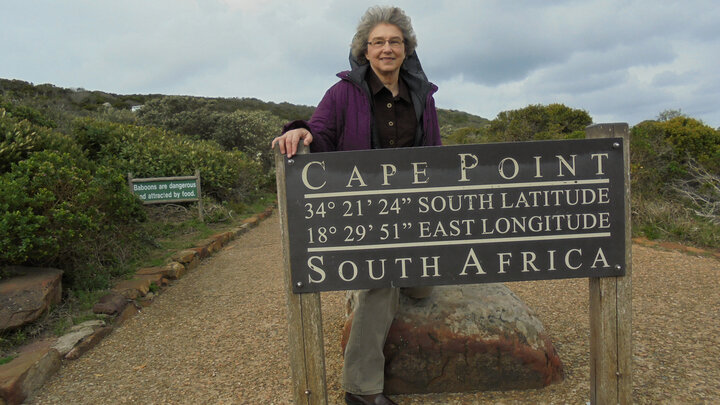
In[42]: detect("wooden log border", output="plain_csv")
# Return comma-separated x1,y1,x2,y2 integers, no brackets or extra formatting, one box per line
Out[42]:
275,123,632,404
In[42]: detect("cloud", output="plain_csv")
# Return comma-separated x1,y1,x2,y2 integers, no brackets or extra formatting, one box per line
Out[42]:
1,0,719,127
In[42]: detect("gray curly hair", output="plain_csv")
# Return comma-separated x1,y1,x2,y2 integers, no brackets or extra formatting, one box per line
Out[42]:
350,6,418,64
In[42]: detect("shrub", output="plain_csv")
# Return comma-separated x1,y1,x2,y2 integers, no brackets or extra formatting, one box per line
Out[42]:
0,150,146,286
630,118,720,198
71,118,266,201
488,103,592,142
0,109,80,173
662,116,720,172
0,97,56,128
211,110,284,170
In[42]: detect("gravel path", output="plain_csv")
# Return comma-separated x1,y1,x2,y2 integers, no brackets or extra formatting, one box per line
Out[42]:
29,214,720,404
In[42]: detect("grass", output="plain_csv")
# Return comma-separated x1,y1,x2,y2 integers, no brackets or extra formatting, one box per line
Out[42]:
149,282,160,294
0,330,27,352
633,196,720,249
0,354,17,365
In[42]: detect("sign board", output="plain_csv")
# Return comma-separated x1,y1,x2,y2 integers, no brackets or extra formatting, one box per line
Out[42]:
284,138,625,293
128,170,203,220
131,178,199,202
129,177,200,204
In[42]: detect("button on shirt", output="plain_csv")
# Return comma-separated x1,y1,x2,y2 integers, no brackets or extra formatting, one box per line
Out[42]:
367,70,416,148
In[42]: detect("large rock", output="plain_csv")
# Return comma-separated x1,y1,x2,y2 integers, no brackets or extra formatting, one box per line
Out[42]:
342,284,564,394
0,340,61,405
0,267,63,331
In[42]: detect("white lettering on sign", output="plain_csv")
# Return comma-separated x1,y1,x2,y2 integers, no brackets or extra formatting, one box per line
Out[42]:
302,161,326,190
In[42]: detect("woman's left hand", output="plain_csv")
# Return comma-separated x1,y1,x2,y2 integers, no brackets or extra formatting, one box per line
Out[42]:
271,128,314,158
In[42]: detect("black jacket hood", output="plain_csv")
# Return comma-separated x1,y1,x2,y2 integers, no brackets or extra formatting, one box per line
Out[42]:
347,50,430,88
345,50,435,148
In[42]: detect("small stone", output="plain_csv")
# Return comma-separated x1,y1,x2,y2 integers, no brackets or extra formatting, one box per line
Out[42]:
113,304,138,326
171,250,198,264
137,273,163,286
92,292,128,315
183,256,199,271
53,328,95,356
200,239,222,254
163,262,186,279
211,232,233,245
70,320,105,332
189,246,209,259
113,278,152,299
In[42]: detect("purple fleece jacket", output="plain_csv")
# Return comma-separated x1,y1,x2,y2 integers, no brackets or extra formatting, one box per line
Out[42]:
283,53,441,152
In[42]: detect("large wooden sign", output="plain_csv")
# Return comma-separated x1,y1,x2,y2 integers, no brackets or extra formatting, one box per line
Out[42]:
284,138,625,293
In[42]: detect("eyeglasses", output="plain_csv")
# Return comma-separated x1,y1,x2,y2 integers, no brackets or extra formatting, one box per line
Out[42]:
367,38,404,49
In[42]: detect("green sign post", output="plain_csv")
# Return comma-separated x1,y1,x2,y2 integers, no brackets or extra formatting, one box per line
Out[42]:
128,169,203,221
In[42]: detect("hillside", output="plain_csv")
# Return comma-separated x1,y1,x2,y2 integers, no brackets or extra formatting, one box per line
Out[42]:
0,78,489,133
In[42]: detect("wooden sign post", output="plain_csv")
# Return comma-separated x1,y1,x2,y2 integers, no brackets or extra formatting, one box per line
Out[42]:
276,125,632,404
586,123,632,404
275,144,328,405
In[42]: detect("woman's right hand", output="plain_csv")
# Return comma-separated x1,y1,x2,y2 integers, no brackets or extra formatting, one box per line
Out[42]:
271,128,314,158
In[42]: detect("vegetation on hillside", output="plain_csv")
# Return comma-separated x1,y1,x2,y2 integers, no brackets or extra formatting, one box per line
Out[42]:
630,113,720,246
0,80,273,291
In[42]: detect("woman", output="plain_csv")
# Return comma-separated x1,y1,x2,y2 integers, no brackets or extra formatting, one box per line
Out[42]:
272,6,440,405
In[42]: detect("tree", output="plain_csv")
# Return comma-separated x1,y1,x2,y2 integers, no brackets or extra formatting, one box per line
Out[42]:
656,109,685,122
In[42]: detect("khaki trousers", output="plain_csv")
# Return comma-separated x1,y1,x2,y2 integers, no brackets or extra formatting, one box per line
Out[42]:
342,286,433,395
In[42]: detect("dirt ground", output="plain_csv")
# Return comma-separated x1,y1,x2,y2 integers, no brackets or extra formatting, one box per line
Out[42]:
28,214,720,404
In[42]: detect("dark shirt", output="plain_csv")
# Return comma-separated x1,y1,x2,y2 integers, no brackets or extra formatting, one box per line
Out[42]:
367,69,416,148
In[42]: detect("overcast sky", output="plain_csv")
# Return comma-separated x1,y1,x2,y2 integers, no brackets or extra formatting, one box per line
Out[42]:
2,0,719,128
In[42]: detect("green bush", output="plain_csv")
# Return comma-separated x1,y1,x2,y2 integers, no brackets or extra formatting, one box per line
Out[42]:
0,150,146,286
630,117,720,197
0,97,56,128
0,109,80,173
662,116,720,172
71,118,266,200
487,103,592,142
